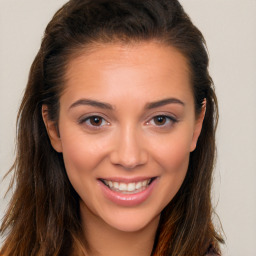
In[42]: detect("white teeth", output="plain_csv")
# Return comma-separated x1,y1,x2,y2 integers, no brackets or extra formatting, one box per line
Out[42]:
103,179,152,194
135,182,142,190
127,183,135,191
119,183,127,191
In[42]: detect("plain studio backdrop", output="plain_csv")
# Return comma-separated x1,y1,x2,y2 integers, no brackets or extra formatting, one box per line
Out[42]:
0,0,255,255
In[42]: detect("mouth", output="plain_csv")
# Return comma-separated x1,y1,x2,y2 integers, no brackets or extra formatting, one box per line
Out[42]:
99,177,156,194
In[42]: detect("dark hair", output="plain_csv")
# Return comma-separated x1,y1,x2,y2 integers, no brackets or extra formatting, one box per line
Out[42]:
1,0,223,255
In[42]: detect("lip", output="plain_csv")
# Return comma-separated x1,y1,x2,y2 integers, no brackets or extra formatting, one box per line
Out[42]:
97,177,158,207
98,176,154,183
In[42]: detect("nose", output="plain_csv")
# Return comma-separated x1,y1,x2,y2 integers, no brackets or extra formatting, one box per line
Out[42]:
109,126,148,169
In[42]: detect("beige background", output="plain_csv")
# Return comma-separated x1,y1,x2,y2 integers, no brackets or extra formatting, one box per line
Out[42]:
0,0,255,255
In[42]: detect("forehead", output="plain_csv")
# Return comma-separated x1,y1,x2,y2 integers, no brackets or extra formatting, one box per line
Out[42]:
62,42,193,105
66,42,190,77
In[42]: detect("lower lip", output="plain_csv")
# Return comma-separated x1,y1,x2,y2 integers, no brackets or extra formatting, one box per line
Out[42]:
98,178,158,207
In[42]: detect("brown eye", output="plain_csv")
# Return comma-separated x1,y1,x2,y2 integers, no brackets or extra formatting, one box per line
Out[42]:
153,116,167,126
147,115,178,129
79,115,109,130
89,116,103,126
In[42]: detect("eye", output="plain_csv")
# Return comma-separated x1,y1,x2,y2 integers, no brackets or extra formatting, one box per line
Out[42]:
87,116,104,126
147,115,177,128
79,115,109,128
153,116,168,126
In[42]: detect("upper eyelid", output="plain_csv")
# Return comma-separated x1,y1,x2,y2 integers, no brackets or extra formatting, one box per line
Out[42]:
77,112,179,124
87,116,108,126
148,115,177,124
78,116,110,130
145,112,178,122
78,113,109,123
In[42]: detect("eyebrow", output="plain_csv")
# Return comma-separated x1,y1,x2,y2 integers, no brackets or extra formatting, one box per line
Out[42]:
145,98,185,109
69,98,114,110
69,97,184,111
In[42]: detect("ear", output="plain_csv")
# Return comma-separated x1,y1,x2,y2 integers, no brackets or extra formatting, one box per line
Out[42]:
190,99,206,152
42,105,63,153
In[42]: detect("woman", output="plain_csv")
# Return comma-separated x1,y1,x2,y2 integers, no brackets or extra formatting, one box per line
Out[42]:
0,0,224,255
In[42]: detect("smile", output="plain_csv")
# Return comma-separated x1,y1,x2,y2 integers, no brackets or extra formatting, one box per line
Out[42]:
98,177,158,206
101,179,153,194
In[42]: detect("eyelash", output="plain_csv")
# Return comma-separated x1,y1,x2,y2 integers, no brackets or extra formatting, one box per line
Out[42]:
79,115,110,129
78,114,178,130
146,115,178,128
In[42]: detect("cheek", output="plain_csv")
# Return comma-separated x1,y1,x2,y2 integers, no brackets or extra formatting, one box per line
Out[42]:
152,129,193,173
162,140,191,199
159,141,190,189
59,127,108,186
60,123,109,168
60,131,108,207
150,128,193,200
162,141,190,171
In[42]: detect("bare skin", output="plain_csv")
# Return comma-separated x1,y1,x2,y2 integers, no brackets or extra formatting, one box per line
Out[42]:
80,202,159,256
43,42,205,255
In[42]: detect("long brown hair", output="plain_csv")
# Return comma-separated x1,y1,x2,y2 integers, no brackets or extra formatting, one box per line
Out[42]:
1,0,224,255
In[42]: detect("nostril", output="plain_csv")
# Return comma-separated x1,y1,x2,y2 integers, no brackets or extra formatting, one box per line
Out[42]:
116,160,140,170
109,136,148,169
110,153,148,170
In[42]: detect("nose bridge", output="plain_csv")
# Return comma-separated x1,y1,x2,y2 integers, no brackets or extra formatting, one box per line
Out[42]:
110,123,147,169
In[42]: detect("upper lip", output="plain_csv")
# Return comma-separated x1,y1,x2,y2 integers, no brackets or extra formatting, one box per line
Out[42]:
98,176,157,183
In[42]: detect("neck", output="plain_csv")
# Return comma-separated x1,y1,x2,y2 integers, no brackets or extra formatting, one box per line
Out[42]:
80,202,159,256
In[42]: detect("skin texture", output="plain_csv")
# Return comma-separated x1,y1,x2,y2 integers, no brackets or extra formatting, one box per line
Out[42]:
43,42,205,256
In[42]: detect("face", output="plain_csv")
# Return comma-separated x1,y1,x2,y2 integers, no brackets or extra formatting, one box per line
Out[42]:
43,42,204,233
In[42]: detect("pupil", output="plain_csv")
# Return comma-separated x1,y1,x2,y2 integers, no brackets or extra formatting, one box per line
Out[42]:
155,116,166,125
91,116,102,126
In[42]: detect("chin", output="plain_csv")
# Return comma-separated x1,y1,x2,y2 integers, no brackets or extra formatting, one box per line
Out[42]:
100,208,160,233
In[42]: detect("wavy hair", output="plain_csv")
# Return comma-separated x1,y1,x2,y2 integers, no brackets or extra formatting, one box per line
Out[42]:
1,0,223,255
